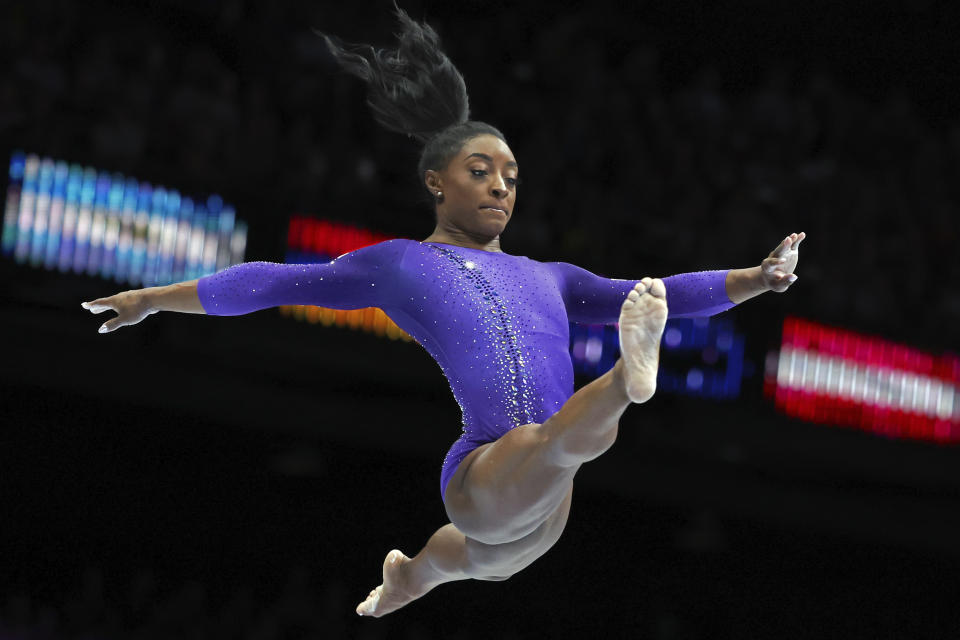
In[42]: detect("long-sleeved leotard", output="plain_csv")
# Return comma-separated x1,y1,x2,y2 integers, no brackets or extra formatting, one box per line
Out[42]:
197,239,735,501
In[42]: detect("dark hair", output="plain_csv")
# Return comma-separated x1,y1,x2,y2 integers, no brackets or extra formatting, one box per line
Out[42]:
316,4,507,191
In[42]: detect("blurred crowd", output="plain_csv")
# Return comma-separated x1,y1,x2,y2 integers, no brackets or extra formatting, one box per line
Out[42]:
4,1,957,347
0,566,454,640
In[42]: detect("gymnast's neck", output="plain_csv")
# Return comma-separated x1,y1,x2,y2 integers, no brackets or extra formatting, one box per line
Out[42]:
422,229,505,253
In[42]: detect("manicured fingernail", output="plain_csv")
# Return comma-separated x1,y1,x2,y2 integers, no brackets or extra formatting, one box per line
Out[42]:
788,274,798,282
98,325,107,333
81,302,88,308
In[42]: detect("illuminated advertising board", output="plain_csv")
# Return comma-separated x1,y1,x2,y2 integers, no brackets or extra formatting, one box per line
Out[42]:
3,151,247,286
767,316,959,441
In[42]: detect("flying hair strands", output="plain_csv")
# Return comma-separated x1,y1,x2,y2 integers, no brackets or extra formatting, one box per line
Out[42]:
315,4,507,188
315,4,470,143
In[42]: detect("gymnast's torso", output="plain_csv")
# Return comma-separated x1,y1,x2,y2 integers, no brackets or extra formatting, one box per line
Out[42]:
196,239,734,499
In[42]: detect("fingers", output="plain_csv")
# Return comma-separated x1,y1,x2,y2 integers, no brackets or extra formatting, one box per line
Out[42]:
772,236,790,258
82,298,119,333
83,294,132,333
772,232,805,258
762,256,787,274
81,299,113,314
775,235,794,257
770,271,798,291
99,317,125,333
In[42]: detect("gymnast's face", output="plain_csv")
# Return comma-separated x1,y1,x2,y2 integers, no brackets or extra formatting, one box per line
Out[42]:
425,134,519,239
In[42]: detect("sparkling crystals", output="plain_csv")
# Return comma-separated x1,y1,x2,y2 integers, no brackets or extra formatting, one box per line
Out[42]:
425,244,538,429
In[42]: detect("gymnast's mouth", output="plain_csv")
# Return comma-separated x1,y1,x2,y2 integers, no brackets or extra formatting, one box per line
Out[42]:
480,205,508,215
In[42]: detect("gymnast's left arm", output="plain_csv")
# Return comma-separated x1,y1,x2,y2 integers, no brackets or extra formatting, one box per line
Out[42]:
545,231,806,323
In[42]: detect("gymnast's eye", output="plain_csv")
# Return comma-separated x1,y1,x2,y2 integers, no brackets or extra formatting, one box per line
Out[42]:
472,169,520,188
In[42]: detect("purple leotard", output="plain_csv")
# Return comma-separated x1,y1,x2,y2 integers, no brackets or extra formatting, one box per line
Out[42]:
197,239,735,501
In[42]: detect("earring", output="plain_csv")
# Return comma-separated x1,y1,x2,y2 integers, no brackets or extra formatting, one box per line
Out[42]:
436,191,443,199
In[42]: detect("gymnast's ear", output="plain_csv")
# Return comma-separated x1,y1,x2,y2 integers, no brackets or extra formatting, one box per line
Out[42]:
424,169,443,194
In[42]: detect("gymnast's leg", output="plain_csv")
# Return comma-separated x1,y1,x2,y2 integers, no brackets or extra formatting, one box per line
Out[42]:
356,278,667,616
356,488,572,617
446,277,667,544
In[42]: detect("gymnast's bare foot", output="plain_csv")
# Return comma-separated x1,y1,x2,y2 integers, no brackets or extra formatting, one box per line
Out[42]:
356,549,422,617
618,277,668,403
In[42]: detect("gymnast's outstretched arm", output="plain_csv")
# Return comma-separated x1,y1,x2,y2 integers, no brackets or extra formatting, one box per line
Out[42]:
546,231,806,323
82,239,407,333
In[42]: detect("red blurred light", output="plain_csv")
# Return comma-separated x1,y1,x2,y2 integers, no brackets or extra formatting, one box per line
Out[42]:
280,216,407,341
288,217,302,249
775,316,959,444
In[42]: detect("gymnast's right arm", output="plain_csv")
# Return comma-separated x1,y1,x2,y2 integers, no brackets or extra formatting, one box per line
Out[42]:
82,239,405,333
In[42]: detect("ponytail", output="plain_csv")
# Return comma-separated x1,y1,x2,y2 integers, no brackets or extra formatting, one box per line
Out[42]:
317,4,508,190
317,4,469,143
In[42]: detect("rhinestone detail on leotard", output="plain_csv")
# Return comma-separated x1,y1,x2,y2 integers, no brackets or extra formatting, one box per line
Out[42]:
426,244,537,429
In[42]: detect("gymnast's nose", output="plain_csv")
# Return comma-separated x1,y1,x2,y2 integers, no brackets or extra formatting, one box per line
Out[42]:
490,175,508,199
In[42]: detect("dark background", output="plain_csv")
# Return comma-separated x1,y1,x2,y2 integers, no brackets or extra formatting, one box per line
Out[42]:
2,0,959,638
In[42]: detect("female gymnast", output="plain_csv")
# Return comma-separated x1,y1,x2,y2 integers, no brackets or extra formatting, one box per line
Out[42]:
82,7,805,617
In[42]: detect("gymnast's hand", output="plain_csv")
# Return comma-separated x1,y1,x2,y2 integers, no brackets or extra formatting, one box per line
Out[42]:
761,232,805,292
81,289,157,333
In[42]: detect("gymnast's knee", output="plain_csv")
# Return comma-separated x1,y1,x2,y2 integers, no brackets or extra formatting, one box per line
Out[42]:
463,536,522,578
